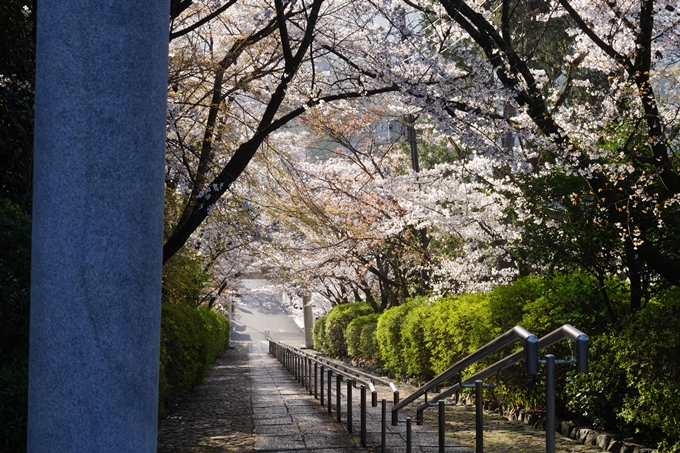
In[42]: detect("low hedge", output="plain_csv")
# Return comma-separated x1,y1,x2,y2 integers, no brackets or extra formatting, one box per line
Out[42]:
313,314,328,352
310,274,679,450
318,303,374,357
346,313,380,361
158,303,229,417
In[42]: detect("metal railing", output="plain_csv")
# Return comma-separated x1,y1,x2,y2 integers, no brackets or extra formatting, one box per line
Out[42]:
268,324,587,453
394,324,588,453
269,339,399,448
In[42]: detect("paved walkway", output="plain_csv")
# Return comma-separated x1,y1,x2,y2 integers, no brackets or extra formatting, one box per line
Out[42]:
158,342,470,453
158,342,614,453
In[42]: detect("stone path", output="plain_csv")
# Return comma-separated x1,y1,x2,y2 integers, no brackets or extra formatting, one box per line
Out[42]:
157,342,255,452
158,342,616,453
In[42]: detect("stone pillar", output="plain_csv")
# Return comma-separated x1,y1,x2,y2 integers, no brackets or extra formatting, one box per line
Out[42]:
29,1,169,452
303,292,314,348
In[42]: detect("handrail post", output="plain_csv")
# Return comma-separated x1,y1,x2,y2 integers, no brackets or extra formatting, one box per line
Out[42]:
320,365,325,406
439,399,445,453
545,354,556,453
347,379,353,433
406,417,412,453
476,380,483,453
328,369,333,415
360,385,367,447
336,374,342,423
314,362,318,399
381,399,387,453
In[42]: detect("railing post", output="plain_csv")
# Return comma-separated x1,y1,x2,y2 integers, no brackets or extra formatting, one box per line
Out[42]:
347,379,353,433
392,390,399,426
314,362,318,399
320,365,325,406
406,417,412,453
328,369,333,415
381,399,387,453
360,385,367,447
336,374,342,423
439,399,445,453
545,354,556,453
476,380,483,453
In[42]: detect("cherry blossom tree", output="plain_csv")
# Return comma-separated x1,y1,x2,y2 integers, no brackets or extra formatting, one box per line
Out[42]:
163,0,400,263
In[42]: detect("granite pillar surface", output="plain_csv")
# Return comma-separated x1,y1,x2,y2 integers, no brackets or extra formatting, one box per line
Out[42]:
29,1,169,451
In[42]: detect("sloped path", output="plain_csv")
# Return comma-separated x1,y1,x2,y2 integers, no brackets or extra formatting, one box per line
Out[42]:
158,341,616,453
157,341,471,453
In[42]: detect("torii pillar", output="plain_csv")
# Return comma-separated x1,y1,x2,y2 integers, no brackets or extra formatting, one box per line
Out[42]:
29,1,169,451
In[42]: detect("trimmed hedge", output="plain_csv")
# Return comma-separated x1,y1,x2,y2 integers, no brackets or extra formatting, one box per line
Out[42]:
310,274,679,450
318,303,374,357
313,314,328,352
346,313,380,361
158,303,229,417
375,300,415,377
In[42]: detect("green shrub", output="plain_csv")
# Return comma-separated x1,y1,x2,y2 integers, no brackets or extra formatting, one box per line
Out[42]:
494,273,628,410
0,197,31,452
162,252,212,306
566,287,680,450
158,303,229,417
375,301,415,377
487,276,543,331
425,292,496,376
401,298,435,382
346,313,380,360
359,319,380,362
313,314,328,351
521,273,626,338
322,303,374,357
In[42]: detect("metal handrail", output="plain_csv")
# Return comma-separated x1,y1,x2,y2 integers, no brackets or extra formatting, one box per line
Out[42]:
268,339,400,404
395,324,587,453
391,325,539,424
268,339,399,449
414,323,588,413
310,354,399,394
270,341,372,392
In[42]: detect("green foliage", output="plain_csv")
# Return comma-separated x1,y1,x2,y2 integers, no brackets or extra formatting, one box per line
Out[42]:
313,314,328,351
521,273,627,337
375,300,416,377
486,276,543,331
346,313,380,360
401,297,435,382
321,303,374,357
0,197,30,451
162,252,212,306
0,0,35,211
425,292,497,376
159,303,229,417
566,287,680,450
